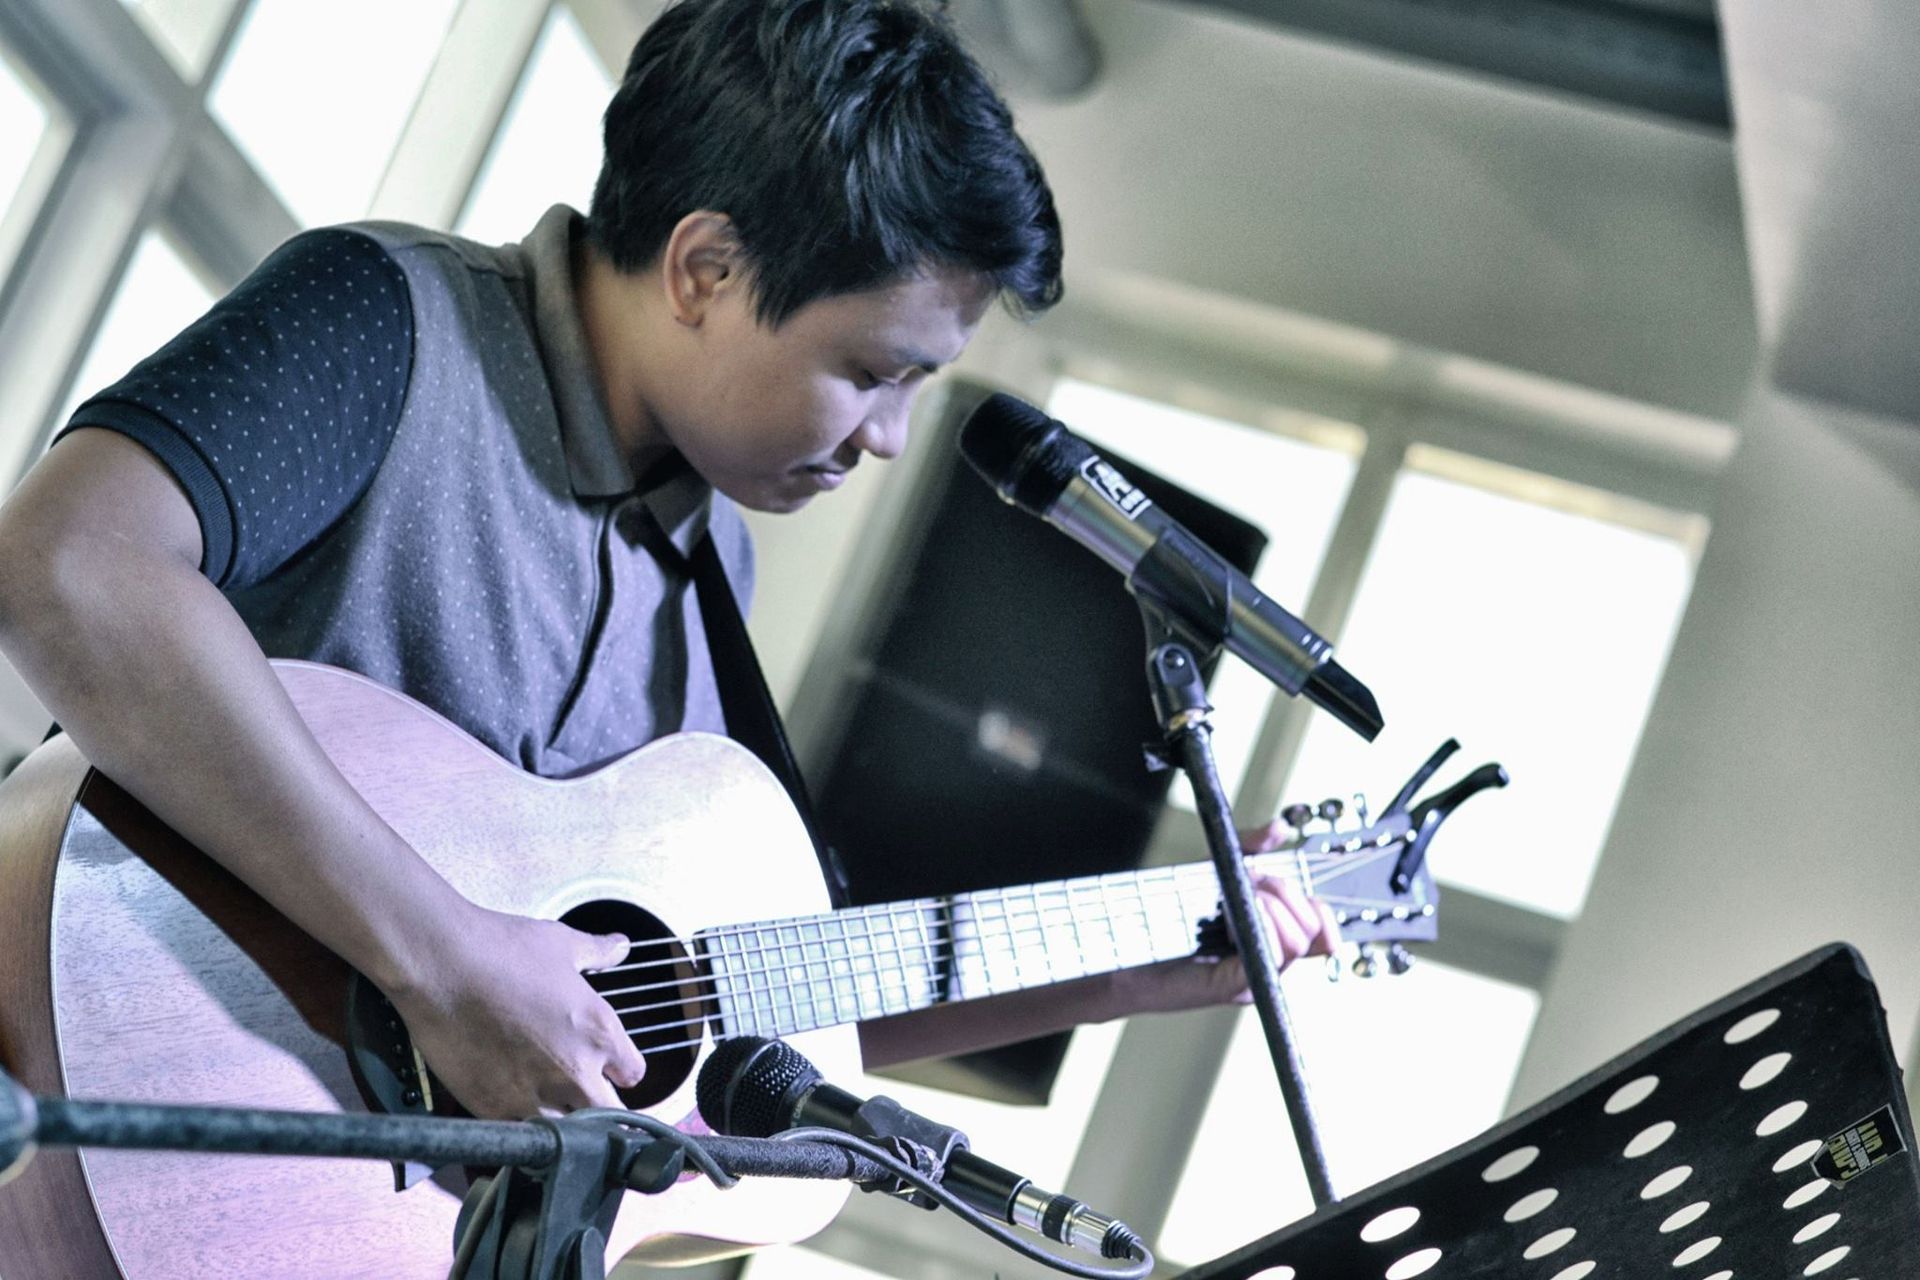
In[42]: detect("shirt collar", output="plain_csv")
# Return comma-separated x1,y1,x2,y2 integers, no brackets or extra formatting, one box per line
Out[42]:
632,453,715,557
521,203,658,501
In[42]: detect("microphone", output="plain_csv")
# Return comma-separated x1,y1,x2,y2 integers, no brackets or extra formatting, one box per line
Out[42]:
958,392,1383,742
697,1036,1142,1259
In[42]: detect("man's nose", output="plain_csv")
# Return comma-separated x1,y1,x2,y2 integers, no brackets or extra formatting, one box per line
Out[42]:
853,392,912,461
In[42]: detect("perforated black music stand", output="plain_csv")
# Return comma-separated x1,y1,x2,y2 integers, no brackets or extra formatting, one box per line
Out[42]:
1176,944,1919,1279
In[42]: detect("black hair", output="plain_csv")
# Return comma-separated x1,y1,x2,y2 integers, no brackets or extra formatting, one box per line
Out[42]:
588,0,1063,326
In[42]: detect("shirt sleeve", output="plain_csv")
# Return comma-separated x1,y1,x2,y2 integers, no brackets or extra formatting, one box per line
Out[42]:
56,227,414,589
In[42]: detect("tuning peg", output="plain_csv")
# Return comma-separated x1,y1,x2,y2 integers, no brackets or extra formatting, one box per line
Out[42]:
1352,792,1371,826
1280,802,1313,831
1317,797,1344,826
1324,953,1344,983
1353,942,1379,979
1387,943,1415,976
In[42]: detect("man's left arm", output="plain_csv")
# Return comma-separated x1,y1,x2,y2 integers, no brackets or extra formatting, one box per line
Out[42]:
857,819,1338,1070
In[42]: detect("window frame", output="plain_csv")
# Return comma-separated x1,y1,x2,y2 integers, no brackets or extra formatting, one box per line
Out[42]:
0,0,563,487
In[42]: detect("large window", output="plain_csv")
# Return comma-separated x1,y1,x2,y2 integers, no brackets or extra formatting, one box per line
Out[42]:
1056,374,1706,1270
1282,447,1704,918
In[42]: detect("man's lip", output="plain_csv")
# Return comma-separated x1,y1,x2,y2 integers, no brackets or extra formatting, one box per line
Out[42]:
805,465,849,490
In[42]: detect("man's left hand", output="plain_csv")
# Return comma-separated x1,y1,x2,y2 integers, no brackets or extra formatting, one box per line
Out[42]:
1107,818,1341,1017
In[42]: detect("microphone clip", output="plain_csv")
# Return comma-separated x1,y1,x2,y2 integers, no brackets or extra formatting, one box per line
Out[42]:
842,1094,968,1209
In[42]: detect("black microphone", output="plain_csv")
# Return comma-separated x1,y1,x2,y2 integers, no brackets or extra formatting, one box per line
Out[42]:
697,1036,1142,1259
959,392,1383,741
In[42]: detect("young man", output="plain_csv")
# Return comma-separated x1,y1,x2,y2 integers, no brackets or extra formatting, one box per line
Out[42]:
0,0,1332,1125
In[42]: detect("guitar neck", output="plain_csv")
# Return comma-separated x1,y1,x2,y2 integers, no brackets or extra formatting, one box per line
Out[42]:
699,859,1263,1041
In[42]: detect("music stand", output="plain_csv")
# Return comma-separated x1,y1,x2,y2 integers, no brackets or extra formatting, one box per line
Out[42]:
1175,943,1919,1279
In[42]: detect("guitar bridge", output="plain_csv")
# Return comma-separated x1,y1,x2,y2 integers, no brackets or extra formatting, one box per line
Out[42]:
344,971,441,1191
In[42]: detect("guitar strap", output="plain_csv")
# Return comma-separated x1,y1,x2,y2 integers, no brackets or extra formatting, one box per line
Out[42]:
687,531,852,909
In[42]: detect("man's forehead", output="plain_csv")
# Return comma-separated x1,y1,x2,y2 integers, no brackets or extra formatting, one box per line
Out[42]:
849,270,993,358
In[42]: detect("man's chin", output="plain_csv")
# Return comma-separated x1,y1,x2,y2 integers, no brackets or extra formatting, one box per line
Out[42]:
727,483,816,515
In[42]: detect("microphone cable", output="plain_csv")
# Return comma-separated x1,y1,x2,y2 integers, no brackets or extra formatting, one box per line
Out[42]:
765,1123,1153,1280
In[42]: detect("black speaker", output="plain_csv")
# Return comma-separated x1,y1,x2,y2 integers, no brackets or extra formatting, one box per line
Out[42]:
809,381,1268,1104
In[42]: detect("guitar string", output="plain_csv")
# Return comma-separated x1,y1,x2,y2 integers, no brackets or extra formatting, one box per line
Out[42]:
598,884,1409,1035
589,846,1401,991
594,849,1415,1025
596,883,1398,1009
608,858,1430,1057
588,843,1399,984
594,839,1397,963
590,858,1406,1020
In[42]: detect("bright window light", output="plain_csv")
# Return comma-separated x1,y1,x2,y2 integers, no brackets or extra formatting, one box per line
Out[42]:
1282,446,1703,919
61,229,216,426
457,4,614,245
0,47,62,282
1159,959,1539,1264
1045,378,1361,812
208,0,459,227
0,54,48,221
120,0,240,80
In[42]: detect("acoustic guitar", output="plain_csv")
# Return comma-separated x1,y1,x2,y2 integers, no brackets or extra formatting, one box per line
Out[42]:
0,661,1481,1278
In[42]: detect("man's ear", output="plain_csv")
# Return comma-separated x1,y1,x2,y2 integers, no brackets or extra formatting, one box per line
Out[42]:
660,210,744,327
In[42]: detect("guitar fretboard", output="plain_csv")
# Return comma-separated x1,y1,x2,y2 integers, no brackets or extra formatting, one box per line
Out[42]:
698,862,1237,1040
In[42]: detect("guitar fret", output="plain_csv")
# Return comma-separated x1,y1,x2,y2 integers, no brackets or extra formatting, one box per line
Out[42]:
796,918,821,1034
701,838,1401,1042
722,929,748,1037
912,906,935,1005
754,925,779,1036
782,921,813,1035
856,908,882,1021
1063,881,1088,982
1028,883,1055,988
831,914,854,1025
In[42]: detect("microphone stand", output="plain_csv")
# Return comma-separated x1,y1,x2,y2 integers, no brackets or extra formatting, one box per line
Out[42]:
1139,606,1338,1209
0,1067,886,1280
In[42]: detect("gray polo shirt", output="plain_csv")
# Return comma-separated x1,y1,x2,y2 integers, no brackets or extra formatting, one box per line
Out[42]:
65,204,752,777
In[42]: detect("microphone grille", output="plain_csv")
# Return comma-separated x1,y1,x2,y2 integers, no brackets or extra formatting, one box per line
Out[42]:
958,393,1092,516
695,1036,816,1138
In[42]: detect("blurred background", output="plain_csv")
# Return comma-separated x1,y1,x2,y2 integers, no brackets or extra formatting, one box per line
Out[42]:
0,0,1915,1277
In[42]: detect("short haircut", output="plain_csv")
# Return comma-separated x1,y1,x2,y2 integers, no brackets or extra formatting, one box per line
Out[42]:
589,0,1063,326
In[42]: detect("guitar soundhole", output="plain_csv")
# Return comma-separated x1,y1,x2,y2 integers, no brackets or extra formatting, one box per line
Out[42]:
561,899,707,1110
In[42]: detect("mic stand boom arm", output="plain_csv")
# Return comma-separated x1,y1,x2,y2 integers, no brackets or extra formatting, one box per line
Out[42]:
0,1068,892,1280
1140,608,1338,1210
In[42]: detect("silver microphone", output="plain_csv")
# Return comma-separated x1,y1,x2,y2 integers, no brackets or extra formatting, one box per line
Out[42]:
959,392,1382,741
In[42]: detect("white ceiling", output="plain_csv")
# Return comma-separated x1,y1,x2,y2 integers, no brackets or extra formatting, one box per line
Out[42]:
1002,0,1757,420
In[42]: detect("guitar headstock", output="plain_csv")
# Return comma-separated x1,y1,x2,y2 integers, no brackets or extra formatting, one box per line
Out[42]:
1259,739,1509,975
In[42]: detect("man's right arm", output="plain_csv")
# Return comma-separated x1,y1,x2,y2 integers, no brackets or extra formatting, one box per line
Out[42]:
0,428,646,1118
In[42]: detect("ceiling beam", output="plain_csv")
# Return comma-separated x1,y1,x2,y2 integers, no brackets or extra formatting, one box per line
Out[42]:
1174,0,1729,129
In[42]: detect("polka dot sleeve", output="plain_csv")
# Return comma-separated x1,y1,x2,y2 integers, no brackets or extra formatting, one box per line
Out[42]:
57,228,414,589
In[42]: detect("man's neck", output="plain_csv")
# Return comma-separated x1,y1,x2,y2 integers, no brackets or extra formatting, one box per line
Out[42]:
572,233,676,481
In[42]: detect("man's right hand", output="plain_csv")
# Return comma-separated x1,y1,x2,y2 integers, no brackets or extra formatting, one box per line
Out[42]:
0,432,652,1126
386,906,650,1121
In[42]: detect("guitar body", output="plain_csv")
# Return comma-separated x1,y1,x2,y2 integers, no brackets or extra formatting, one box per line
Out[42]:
0,661,857,1278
